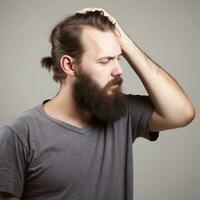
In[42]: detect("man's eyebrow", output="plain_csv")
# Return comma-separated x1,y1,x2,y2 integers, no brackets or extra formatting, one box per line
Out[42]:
98,53,122,61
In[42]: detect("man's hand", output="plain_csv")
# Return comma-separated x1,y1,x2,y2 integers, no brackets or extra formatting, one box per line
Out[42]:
75,7,131,50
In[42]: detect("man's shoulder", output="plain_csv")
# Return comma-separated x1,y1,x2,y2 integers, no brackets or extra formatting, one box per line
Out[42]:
0,104,41,140
4,105,38,125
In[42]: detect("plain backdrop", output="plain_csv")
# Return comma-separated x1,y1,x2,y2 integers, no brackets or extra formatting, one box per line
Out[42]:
0,0,199,200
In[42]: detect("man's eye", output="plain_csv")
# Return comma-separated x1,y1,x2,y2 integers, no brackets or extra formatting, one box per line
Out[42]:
100,60,109,64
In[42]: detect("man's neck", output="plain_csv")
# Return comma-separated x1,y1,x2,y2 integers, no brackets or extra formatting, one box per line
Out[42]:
43,87,92,128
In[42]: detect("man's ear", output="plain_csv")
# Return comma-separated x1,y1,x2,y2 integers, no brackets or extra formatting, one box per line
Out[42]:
60,55,77,76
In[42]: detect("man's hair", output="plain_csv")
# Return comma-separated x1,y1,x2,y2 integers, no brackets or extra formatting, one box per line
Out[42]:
41,10,116,85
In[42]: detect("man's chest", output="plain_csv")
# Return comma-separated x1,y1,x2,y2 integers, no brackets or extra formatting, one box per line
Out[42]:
25,126,130,195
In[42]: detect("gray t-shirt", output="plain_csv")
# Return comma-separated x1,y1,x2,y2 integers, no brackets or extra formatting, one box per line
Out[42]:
0,94,159,200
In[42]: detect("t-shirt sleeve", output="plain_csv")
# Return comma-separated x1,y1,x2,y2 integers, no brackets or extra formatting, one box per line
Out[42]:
126,94,160,143
0,125,27,198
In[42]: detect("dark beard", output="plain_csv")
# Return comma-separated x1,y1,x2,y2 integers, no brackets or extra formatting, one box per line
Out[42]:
72,66,127,124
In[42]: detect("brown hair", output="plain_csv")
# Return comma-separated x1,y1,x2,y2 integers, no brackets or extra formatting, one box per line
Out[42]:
41,10,116,85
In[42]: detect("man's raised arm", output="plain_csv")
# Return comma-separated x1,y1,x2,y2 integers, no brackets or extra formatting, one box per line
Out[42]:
76,7,196,131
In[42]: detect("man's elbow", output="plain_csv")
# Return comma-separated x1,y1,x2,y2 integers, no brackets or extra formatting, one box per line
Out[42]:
180,106,196,127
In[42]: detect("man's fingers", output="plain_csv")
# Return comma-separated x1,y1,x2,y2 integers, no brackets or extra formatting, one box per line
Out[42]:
75,8,115,22
74,8,118,30
74,8,123,39
75,8,106,15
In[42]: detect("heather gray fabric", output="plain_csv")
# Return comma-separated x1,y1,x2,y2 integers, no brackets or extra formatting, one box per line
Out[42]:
0,94,159,200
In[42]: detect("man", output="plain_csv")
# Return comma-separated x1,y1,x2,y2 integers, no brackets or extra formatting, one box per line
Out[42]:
0,8,195,200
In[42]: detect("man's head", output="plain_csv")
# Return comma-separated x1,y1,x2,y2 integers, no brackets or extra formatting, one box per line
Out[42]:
41,10,117,84
41,11,127,124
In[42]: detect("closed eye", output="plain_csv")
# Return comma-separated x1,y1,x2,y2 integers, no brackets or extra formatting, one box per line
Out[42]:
100,56,121,64
100,58,110,64
100,61,109,64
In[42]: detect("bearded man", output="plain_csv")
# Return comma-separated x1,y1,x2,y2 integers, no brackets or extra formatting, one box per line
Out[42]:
0,8,195,200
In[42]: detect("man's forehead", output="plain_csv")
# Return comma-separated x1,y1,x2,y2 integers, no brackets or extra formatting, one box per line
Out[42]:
81,27,121,57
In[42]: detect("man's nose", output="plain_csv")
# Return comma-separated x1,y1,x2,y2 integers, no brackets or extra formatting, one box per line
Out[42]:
111,61,123,76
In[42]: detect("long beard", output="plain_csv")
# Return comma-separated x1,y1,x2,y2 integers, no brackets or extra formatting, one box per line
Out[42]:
72,67,127,124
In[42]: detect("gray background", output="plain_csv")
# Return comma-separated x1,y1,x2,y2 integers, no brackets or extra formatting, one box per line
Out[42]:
0,0,199,199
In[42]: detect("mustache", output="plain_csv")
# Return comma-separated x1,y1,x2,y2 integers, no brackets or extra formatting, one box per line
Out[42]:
104,76,123,90
110,76,123,86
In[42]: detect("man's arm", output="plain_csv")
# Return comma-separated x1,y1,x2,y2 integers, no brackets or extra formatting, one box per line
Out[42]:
0,192,19,200
121,38,195,131
76,8,196,131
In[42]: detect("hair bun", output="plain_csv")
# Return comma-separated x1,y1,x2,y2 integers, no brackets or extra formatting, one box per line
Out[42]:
41,56,54,72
